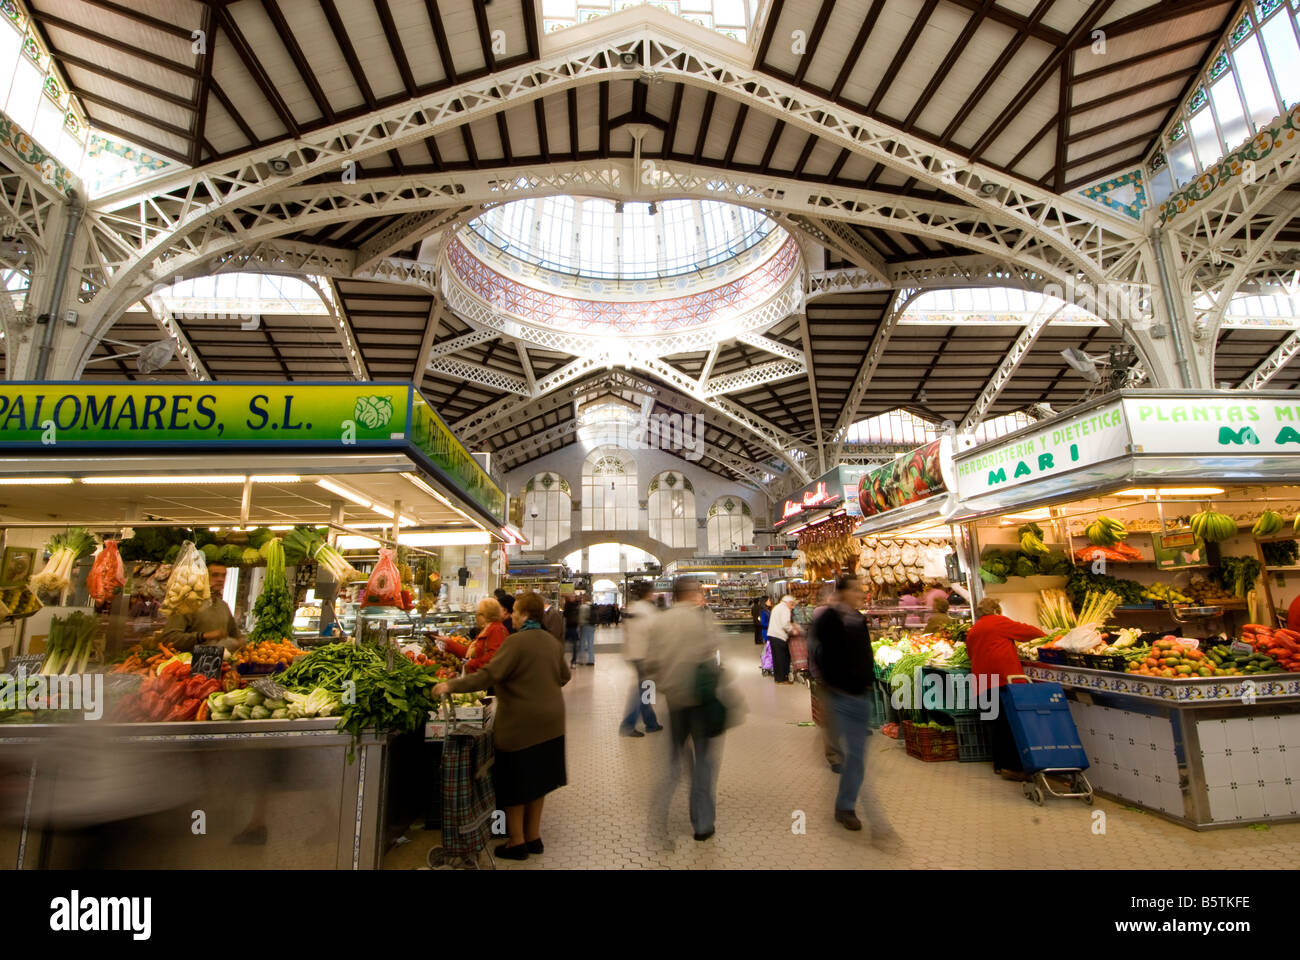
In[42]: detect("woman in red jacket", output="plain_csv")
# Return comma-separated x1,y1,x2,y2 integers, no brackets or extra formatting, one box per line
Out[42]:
442,598,509,674
965,597,1044,781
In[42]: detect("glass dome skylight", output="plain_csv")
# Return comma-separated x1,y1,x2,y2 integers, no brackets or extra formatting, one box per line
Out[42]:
466,197,776,281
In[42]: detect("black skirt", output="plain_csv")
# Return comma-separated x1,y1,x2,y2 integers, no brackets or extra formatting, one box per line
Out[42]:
493,735,567,807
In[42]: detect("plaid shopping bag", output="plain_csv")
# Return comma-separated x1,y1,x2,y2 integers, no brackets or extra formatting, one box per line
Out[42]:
440,729,496,859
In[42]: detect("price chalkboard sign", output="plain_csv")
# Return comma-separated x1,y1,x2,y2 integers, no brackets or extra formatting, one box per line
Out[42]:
3,653,45,675
191,645,225,678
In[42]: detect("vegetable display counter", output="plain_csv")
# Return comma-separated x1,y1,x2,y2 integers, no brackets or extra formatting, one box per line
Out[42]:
0,718,398,869
1022,661,1300,829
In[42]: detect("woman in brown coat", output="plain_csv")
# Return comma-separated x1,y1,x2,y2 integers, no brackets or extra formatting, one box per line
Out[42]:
433,591,569,861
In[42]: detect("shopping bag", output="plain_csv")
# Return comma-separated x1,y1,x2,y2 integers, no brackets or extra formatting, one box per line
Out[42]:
760,641,773,671
363,547,403,607
160,541,210,617
87,540,126,605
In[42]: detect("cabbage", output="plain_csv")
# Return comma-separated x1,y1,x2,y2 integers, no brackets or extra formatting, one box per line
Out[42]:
241,547,261,566
354,395,393,430
201,543,221,564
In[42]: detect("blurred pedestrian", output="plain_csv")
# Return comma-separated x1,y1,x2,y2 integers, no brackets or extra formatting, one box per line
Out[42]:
751,595,767,645
619,582,663,737
579,595,595,666
767,594,797,684
923,597,955,634
644,578,744,846
434,592,570,861
542,598,565,643
813,574,898,847
807,582,845,771
563,597,581,666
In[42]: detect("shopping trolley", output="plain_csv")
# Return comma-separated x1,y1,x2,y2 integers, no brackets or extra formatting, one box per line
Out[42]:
426,696,498,868
788,627,809,685
1002,675,1093,806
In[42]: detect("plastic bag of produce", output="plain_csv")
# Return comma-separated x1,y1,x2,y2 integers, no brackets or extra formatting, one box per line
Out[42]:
161,541,210,618
86,539,126,604
363,548,403,607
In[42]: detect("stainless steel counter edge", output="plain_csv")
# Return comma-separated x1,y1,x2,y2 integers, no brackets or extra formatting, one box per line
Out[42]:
0,718,391,744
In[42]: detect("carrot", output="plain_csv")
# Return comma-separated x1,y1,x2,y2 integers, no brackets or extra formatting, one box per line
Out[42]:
196,701,209,721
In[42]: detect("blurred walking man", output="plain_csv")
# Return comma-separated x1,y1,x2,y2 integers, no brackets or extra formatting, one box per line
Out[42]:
644,578,744,847
812,575,900,848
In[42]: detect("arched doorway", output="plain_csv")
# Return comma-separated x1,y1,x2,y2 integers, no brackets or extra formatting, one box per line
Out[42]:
592,578,620,605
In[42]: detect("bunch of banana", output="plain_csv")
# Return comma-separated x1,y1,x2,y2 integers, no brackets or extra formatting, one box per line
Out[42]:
1017,522,1050,556
1252,510,1285,537
1190,509,1237,543
1086,515,1127,546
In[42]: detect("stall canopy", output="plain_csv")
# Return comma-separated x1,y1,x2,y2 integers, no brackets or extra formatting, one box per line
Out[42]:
0,382,506,537
851,436,968,537
774,465,872,535
950,390,1300,522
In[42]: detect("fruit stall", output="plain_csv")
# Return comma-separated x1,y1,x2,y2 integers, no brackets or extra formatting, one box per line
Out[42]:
948,390,1300,828
0,382,506,868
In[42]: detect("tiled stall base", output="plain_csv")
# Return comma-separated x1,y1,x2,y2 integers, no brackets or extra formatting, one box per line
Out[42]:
1070,699,1184,816
1198,714,1300,822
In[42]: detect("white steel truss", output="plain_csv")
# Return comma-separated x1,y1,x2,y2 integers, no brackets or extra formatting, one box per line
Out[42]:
793,216,890,285
304,275,367,380
705,358,806,395
428,327,502,360
734,331,805,363
493,415,769,489
74,11,1144,370
428,356,531,396
959,301,1066,433
1240,329,1300,390
828,288,920,464
355,206,472,273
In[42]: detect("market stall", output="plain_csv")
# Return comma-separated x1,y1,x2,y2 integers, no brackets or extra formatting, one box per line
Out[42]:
948,390,1300,828
0,381,506,867
850,438,973,629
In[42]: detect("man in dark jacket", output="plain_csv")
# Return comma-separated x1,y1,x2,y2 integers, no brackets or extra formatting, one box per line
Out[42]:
563,596,581,666
812,575,894,840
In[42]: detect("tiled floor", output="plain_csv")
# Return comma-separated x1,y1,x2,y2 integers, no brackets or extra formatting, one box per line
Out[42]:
385,627,1300,869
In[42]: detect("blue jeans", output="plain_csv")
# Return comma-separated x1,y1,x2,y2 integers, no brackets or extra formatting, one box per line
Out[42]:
653,706,720,836
621,661,660,731
580,624,595,664
827,687,871,813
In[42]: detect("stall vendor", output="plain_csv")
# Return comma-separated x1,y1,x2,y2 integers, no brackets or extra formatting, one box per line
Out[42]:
439,597,508,673
965,597,1044,781
160,564,244,652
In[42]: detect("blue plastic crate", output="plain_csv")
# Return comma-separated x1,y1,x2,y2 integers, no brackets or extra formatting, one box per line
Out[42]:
1001,681,1088,774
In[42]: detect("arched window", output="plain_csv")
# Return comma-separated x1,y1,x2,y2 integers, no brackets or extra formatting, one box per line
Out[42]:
648,471,695,549
582,446,638,531
564,542,659,573
521,472,571,551
707,497,754,554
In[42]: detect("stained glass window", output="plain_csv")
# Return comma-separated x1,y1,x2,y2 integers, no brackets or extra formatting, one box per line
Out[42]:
648,471,695,548
582,446,638,531
522,472,572,551
1151,1,1299,185
707,498,753,553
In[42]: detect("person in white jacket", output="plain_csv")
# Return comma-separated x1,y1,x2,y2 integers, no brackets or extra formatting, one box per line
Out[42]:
619,581,663,737
766,594,797,684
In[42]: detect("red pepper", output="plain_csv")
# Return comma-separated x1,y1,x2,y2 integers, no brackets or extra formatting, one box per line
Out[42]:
167,698,201,721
